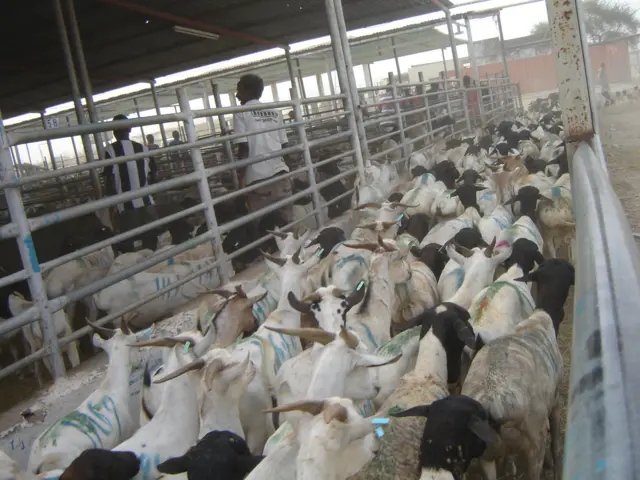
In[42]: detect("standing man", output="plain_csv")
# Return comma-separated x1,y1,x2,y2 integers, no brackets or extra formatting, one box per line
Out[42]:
599,62,610,94
146,133,159,151
103,113,159,252
233,74,292,230
167,130,186,169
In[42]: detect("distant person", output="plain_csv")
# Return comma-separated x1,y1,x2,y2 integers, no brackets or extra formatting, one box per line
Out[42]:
233,73,292,232
168,130,187,169
103,114,158,251
599,63,610,94
463,75,480,126
146,134,159,151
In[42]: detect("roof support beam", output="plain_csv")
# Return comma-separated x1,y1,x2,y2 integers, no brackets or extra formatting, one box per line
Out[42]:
95,0,283,48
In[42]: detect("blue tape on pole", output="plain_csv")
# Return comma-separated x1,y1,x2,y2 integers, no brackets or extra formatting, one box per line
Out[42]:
23,234,41,273
372,417,390,425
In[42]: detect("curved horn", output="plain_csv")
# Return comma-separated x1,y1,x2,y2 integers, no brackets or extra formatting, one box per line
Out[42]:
263,400,325,415
292,247,302,265
128,336,197,348
234,285,247,298
342,242,379,252
120,318,132,335
302,292,323,303
266,229,289,240
323,403,348,424
261,250,287,267
210,289,237,299
377,235,396,252
380,221,397,230
353,202,382,211
86,319,115,339
339,326,359,349
331,288,347,298
453,241,474,258
153,358,206,384
287,291,312,314
484,237,497,258
265,325,336,345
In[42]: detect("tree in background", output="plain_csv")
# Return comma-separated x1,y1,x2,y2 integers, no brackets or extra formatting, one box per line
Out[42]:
529,0,640,44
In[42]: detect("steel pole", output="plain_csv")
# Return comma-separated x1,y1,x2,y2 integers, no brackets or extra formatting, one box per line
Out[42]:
465,14,484,124
65,0,106,166
133,98,146,140
66,115,81,165
40,114,59,171
330,0,370,167
176,88,230,284
291,88,324,228
0,113,66,379
496,12,510,79
202,85,216,135
53,0,102,196
391,37,402,82
441,48,449,80
211,82,239,189
150,81,169,147
445,12,461,79
324,0,366,176
285,47,299,97
296,58,311,118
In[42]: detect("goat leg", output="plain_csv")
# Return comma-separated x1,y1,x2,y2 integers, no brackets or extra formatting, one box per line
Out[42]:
550,405,562,480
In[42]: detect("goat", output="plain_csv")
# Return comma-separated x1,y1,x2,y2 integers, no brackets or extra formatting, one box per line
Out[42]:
461,309,564,480
390,395,500,480
28,324,145,474
347,303,476,480
157,430,263,480
58,449,139,480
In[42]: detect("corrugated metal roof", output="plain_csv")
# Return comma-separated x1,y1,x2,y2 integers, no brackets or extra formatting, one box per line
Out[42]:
1,0,452,119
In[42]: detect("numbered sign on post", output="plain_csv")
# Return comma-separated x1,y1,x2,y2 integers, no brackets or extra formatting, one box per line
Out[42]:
44,117,59,129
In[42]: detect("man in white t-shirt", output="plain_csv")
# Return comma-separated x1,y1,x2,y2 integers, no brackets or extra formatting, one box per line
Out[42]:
233,74,292,227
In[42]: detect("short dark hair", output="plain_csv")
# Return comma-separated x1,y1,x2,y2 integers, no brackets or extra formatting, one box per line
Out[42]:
238,74,264,98
113,114,128,121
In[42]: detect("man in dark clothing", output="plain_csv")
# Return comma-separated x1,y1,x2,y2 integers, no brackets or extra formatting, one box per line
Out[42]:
103,113,159,252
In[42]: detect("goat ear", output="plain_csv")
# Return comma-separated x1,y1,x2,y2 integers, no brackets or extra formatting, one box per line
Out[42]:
410,246,422,258
503,196,517,206
239,455,265,474
468,416,501,446
534,250,545,266
157,456,188,475
92,333,105,350
355,352,402,368
390,404,430,418
345,281,367,311
474,185,487,192
453,317,476,349
449,189,459,198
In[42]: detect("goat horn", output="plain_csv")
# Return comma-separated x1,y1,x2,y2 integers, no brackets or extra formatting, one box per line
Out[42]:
263,400,326,415
153,358,206,384
380,221,397,230
128,336,194,348
339,326,359,349
292,247,302,265
331,288,347,298
323,404,349,424
287,291,313,313
484,237,497,257
389,202,419,209
353,202,382,211
302,292,323,303
210,289,237,299
356,222,378,230
86,319,115,339
377,235,396,252
265,325,336,345
453,241,474,258
342,242,379,252
266,229,289,240
234,285,247,298
261,250,287,267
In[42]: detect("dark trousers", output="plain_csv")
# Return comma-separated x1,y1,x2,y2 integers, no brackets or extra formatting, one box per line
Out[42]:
116,205,159,252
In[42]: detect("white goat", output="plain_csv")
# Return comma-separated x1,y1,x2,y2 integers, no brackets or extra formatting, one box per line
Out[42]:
420,207,481,247
113,345,200,480
28,324,145,474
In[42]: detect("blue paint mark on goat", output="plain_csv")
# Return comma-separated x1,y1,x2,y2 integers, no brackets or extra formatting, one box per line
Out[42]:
138,452,161,480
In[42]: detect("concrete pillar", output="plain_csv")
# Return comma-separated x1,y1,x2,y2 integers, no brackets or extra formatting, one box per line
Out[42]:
363,63,374,87
271,84,280,101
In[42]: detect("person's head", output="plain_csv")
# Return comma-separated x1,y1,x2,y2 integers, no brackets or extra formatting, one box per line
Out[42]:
112,114,130,140
463,75,471,88
172,131,180,141
236,74,264,105
146,134,155,145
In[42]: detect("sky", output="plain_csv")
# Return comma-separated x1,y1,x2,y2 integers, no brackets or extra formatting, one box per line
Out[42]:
6,0,638,165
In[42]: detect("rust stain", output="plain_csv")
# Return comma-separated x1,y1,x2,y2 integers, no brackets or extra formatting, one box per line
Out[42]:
567,131,594,143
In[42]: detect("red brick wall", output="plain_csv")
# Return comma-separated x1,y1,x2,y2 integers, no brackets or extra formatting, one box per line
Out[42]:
455,40,632,95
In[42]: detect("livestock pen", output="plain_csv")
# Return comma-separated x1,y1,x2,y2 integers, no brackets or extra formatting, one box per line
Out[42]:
0,0,639,478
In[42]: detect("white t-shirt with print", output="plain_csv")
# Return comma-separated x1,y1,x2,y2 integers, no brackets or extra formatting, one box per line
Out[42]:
233,99,289,185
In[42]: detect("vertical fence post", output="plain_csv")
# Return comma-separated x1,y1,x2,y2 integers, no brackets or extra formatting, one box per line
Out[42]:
0,114,66,379
211,82,239,190
290,88,324,228
323,0,366,178
176,88,230,284
150,81,169,148
331,0,370,167
389,73,407,157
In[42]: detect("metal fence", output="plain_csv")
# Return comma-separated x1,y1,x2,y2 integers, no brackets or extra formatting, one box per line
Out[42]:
0,77,518,382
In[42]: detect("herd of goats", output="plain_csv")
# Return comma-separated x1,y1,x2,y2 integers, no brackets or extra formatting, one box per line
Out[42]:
2,93,576,480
